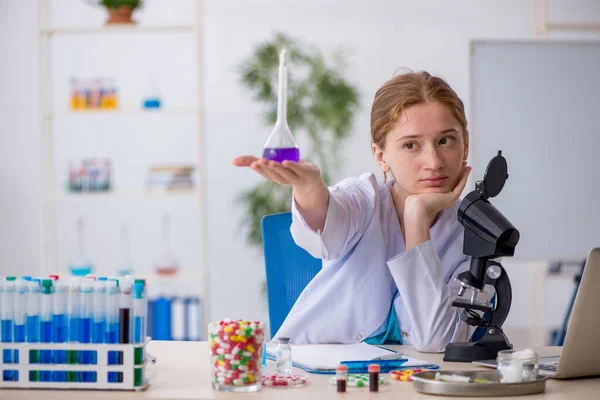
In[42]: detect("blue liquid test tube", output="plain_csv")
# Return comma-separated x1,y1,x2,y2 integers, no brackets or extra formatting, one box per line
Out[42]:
26,280,41,382
106,280,120,383
40,279,54,382
91,279,107,383
79,278,94,382
132,281,146,387
67,278,81,382
1,278,16,381
14,279,27,367
132,282,146,344
52,281,68,382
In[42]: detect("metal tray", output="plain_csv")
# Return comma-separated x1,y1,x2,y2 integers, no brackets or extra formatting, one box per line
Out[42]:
411,370,547,397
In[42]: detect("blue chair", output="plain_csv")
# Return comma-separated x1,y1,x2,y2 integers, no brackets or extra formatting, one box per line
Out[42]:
261,211,489,342
261,212,322,339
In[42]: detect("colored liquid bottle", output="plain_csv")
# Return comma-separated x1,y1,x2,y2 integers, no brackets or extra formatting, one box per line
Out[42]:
154,214,179,276
262,48,300,163
69,218,94,276
142,76,162,110
116,224,135,276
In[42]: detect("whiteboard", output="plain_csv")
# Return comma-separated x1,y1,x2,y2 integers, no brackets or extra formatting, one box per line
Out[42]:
470,41,600,261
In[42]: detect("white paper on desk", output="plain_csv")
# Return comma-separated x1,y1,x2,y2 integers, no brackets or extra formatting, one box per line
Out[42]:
266,343,404,371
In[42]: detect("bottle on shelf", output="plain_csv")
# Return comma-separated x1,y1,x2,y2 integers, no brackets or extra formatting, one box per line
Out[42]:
89,78,103,109
69,217,94,276
100,78,119,110
116,223,135,277
153,214,179,276
142,76,162,110
69,77,86,111
67,160,81,192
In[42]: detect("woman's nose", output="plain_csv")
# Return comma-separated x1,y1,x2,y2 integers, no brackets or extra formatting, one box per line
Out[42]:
424,146,444,170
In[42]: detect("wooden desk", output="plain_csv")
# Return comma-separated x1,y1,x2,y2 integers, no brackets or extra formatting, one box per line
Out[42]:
2,341,599,399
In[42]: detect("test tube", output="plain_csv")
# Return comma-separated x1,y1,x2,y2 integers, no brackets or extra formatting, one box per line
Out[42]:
1,278,15,381
118,277,133,383
93,279,106,343
132,281,146,387
53,280,68,382
91,279,107,383
26,280,41,382
106,280,120,383
368,364,380,392
67,278,81,382
132,281,146,344
336,364,347,393
79,278,94,382
40,279,54,382
14,279,27,366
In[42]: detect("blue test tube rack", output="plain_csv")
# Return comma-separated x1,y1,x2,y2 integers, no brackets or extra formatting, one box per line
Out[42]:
0,338,150,390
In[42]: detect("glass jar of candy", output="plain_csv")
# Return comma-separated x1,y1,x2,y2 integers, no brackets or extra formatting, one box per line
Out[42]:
209,319,265,392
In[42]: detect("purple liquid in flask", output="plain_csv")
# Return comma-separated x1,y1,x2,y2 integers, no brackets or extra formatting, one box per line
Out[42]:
262,49,301,163
262,147,300,163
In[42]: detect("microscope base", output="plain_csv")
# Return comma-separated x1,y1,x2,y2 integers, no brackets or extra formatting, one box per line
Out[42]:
443,328,513,362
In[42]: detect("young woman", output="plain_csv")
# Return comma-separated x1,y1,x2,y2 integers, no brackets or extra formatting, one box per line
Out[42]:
233,71,491,352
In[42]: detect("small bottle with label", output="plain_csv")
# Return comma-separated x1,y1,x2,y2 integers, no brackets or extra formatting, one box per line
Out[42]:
275,337,292,375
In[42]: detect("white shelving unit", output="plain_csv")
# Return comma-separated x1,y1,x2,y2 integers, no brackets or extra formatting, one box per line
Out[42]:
39,25,197,36
37,1,208,331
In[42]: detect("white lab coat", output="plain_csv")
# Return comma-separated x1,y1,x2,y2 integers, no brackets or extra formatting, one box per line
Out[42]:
273,173,490,352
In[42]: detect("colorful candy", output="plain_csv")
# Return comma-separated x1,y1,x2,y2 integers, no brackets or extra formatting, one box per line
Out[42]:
261,373,307,387
209,319,264,388
390,369,428,382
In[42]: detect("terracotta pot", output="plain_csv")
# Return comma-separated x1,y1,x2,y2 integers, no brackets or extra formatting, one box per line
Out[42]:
105,6,136,25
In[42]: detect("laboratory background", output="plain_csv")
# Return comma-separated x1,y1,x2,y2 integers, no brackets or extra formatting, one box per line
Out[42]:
1,0,599,349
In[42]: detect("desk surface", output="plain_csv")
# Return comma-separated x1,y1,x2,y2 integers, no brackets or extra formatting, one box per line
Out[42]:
1,341,599,399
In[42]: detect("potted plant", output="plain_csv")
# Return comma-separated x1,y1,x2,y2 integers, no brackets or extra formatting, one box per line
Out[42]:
237,33,360,249
91,0,143,25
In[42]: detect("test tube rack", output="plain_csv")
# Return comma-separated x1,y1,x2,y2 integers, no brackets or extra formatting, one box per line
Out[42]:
0,338,150,391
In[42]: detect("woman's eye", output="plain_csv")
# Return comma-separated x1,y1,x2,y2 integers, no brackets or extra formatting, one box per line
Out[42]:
439,136,455,145
404,142,417,150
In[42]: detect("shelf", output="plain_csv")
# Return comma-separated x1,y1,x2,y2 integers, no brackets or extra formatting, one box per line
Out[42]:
40,25,196,36
141,270,203,298
42,108,200,120
47,190,200,203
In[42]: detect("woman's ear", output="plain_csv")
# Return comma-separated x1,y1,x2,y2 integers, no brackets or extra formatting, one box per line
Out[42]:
463,129,470,161
372,143,390,172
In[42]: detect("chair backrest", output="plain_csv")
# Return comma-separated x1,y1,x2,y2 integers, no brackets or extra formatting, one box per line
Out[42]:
261,212,321,339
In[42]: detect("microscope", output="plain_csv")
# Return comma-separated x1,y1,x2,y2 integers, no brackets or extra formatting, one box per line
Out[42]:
444,151,520,362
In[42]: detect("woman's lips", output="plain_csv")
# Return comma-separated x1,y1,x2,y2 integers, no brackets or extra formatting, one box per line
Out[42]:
421,177,448,187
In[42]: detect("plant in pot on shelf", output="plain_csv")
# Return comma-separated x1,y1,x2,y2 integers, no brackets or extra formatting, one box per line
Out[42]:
91,0,143,25
237,33,360,294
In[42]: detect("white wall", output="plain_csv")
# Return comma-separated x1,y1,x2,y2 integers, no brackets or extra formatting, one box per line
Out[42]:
0,0,41,277
1,0,598,346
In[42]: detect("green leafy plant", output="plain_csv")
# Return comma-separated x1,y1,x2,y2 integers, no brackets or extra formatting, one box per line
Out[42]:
97,0,143,9
238,33,360,247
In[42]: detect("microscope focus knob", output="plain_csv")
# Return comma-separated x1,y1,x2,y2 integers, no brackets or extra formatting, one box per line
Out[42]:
487,264,502,280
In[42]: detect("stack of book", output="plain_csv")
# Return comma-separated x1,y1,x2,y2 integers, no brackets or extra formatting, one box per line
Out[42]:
146,165,195,194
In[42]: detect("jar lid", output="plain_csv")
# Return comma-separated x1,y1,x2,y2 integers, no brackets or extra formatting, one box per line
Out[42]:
279,337,290,344
497,349,538,363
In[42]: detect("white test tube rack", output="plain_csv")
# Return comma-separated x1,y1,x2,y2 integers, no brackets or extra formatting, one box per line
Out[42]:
0,338,150,391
